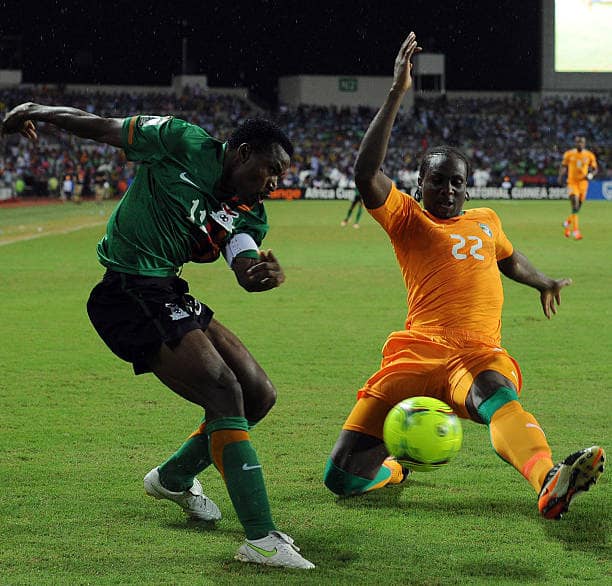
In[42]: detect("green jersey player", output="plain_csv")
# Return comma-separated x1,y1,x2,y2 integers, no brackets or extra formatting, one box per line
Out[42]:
2,103,314,570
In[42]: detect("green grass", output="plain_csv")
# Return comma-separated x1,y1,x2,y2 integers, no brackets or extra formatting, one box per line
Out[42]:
0,199,610,585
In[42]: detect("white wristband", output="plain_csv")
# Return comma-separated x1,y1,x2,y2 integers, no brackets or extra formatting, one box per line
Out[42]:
224,233,259,267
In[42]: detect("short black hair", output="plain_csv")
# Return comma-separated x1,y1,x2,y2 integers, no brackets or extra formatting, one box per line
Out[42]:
228,118,294,157
419,145,472,180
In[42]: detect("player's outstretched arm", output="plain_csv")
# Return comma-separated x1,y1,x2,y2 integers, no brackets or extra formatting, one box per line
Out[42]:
354,32,421,209
232,250,285,293
588,160,597,180
498,250,572,319
557,163,568,186
1,102,123,147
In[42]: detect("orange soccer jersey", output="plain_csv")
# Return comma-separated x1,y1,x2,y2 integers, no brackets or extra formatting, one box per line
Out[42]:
562,148,597,183
369,184,514,345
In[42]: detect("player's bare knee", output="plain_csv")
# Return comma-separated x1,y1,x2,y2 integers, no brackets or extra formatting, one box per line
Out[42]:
190,372,246,418
245,380,277,422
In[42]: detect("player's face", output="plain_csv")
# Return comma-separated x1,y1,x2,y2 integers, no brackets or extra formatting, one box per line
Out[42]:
232,142,290,203
575,136,586,151
420,154,468,219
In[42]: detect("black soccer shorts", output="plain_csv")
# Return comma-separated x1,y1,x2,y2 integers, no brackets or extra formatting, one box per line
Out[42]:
87,270,214,374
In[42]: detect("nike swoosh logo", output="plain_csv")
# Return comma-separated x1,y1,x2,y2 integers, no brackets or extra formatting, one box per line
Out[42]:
526,423,545,433
246,543,277,558
179,172,201,189
242,463,262,471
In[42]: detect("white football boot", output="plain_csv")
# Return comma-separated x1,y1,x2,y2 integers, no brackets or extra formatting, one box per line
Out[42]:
235,530,315,569
143,467,221,522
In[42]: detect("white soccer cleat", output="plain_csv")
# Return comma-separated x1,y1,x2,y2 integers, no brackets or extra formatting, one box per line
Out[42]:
143,467,221,522
235,530,315,569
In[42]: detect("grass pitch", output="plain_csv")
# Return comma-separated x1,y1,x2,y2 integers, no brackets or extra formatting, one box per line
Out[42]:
0,198,610,585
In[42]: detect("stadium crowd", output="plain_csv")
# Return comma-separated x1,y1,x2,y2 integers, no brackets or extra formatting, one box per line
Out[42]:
0,86,609,198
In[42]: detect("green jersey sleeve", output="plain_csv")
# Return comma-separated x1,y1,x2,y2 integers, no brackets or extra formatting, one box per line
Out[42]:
233,202,269,247
121,115,210,163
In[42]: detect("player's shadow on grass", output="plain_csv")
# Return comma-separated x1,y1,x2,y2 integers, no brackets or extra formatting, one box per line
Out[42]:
163,518,221,533
456,560,545,583
541,510,610,556
336,483,608,555
334,480,535,519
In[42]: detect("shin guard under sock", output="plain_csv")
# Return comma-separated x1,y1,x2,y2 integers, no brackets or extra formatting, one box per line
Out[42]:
209,417,275,539
158,419,260,492
488,401,553,491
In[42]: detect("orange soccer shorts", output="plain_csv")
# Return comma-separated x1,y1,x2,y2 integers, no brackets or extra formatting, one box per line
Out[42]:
342,328,523,439
568,179,589,201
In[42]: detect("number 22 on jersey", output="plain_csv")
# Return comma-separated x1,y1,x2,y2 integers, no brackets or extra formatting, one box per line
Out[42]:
450,234,485,261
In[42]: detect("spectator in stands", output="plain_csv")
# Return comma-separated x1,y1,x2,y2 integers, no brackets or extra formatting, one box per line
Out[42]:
73,164,86,203
61,174,73,201
472,167,491,188
1,86,609,194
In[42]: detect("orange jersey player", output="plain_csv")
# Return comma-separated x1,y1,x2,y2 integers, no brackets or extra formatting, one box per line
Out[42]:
559,135,598,240
323,32,605,521
381,186,512,345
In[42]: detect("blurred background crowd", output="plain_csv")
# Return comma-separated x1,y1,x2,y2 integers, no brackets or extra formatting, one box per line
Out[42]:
0,86,609,199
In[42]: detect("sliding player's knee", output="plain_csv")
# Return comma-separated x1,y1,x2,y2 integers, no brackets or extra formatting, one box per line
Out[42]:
473,386,519,424
323,458,372,496
467,371,519,424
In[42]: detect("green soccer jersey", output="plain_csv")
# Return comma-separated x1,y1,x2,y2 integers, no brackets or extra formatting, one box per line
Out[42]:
96,115,268,276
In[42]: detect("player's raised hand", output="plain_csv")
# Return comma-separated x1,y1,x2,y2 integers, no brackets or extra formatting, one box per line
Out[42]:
540,277,572,319
391,32,422,93
2,102,39,141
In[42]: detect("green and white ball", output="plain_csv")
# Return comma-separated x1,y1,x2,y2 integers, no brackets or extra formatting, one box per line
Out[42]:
383,397,463,472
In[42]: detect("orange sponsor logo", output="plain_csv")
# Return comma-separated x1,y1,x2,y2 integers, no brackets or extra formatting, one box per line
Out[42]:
268,189,303,200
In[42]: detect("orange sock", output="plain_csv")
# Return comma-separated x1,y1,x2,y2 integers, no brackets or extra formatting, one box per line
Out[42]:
210,429,250,478
188,420,207,438
489,401,553,492
569,213,580,231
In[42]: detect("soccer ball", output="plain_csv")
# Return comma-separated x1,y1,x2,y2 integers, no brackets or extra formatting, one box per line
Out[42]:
383,397,463,472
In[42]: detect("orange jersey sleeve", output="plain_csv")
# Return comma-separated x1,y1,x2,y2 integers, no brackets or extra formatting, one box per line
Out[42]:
369,184,514,344
563,149,598,182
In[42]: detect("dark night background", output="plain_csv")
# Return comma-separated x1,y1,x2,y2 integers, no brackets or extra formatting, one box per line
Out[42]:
1,0,541,105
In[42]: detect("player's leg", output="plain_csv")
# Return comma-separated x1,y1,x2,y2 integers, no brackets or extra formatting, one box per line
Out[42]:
150,329,313,568
324,395,409,496
342,200,357,226
564,189,577,237
566,190,583,238
156,319,276,494
324,333,445,495
465,369,604,518
88,274,313,567
87,273,224,522
572,187,586,239
465,369,554,490
353,201,364,227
